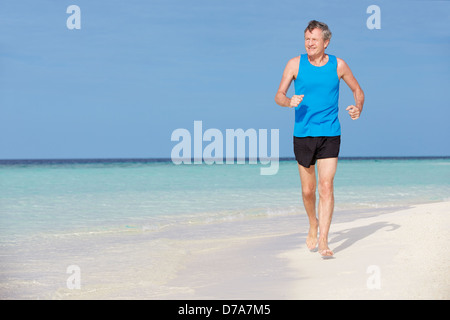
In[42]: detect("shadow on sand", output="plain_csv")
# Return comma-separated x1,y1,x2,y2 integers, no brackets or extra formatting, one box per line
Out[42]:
330,221,400,254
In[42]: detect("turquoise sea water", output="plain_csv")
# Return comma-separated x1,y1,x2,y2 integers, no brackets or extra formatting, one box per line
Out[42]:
1,158,449,298
1,158,449,241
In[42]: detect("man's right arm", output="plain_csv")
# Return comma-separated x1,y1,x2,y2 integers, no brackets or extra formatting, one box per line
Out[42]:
274,57,303,108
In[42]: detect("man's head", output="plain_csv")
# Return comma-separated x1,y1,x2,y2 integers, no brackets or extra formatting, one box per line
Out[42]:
304,20,331,56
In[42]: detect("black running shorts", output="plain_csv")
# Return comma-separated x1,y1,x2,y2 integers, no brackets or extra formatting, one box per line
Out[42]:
293,136,341,168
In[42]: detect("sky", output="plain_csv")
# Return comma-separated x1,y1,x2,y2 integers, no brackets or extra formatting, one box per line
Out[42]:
0,0,449,159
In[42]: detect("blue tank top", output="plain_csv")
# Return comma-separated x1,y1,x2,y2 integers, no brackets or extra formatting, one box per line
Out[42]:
293,54,340,137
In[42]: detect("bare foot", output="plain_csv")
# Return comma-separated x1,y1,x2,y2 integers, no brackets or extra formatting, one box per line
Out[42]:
306,219,318,251
318,239,334,257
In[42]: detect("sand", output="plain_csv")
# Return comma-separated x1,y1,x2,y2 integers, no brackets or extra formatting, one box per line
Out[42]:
163,201,450,300
18,201,448,300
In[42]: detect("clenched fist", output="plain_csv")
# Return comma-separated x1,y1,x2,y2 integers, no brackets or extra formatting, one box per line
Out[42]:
289,95,304,108
346,105,361,120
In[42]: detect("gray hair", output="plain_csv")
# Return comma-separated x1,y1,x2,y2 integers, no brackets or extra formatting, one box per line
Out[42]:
304,20,332,41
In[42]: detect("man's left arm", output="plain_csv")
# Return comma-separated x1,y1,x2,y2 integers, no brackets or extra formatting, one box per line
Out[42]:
337,58,365,120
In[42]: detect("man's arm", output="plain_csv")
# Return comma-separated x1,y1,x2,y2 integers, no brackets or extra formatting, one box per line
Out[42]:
337,58,365,120
275,57,304,108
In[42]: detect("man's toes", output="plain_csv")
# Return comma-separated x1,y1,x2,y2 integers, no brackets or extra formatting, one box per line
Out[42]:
319,249,333,257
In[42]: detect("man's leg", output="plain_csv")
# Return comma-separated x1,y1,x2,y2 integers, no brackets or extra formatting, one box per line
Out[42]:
297,163,318,250
316,157,338,256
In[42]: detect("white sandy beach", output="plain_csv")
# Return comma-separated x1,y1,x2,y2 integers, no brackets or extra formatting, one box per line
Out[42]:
7,201,448,300
162,201,450,300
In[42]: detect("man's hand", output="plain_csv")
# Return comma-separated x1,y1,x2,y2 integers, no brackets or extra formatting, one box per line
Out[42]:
289,95,304,108
346,105,361,120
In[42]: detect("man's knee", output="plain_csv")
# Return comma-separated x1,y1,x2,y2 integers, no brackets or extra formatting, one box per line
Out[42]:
302,185,316,200
318,180,334,198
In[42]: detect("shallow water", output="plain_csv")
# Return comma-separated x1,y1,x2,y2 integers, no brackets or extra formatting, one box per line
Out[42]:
1,158,449,298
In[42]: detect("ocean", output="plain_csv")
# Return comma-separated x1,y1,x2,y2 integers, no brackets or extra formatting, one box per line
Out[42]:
1,157,449,298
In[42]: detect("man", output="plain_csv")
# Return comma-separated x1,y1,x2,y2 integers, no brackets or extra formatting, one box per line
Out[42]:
275,20,364,257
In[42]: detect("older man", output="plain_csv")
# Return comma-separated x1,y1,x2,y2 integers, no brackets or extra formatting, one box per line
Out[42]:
275,20,365,257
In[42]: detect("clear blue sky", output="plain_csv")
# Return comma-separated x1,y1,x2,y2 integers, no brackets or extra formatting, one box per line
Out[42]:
1,0,449,159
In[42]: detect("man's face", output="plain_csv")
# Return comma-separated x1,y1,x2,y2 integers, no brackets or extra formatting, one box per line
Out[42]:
304,28,329,56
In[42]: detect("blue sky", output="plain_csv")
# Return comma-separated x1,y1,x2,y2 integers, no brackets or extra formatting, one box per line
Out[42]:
0,0,449,159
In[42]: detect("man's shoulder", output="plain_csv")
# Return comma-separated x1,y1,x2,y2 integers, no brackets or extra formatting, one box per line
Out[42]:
335,57,350,70
288,55,301,64
334,56,347,66
286,56,301,70
334,57,353,79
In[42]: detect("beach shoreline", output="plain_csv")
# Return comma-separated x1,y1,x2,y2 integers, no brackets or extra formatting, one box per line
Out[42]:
162,201,450,300
1,201,448,299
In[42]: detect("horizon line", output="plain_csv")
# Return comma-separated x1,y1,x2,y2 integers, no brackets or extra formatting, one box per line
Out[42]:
1,155,449,165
